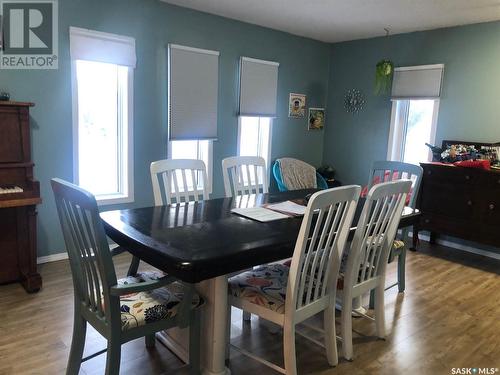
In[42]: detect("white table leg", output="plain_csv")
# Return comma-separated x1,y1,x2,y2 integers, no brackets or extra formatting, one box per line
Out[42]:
199,275,231,375
157,276,231,375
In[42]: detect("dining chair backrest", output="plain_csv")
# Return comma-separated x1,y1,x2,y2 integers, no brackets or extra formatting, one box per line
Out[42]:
150,159,209,205
367,161,423,208
286,186,361,314
222,156,268,198
345,180,412,291
51,178,118,325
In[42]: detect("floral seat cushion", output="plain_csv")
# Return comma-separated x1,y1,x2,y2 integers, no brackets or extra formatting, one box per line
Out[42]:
117,271,204,331
228,264,289,314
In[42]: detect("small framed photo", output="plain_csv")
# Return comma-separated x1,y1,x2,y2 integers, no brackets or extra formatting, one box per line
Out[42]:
289,93,306,118
308,108,325,130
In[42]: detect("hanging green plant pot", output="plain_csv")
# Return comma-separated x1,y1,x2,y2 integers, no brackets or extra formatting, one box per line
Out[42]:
374,59,394,95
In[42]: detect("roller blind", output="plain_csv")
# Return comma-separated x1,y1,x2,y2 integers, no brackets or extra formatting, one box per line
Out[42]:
168,44,219,140
69,27,136,68
239,57,279,117
391,64,444,99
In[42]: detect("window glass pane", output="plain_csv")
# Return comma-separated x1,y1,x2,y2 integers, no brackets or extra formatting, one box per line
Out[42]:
258,117,271,168
238,116,272,185
239,117,260,157
170,140,210,191
77,60,121,196
402,100,435,165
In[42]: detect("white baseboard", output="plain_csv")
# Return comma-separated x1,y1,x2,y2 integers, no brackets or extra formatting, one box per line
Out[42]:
37,252,68,264
37,244,120,264
413,232,500,261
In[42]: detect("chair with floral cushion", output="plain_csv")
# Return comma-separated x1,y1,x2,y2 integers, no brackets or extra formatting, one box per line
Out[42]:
51,178,203,375
339,180,412,361
366,161,423,296
228,185,361,375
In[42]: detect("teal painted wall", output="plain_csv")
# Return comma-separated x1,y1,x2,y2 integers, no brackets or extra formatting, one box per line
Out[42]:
323,21,500,186
0,0,330,257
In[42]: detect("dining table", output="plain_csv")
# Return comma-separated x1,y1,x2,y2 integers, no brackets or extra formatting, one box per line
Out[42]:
101,188,420,375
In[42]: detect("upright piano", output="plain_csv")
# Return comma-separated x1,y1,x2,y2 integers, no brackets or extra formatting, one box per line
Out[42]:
0,101,42,292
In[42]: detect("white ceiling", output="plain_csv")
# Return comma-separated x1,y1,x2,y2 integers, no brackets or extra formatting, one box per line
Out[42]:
161,0,500,43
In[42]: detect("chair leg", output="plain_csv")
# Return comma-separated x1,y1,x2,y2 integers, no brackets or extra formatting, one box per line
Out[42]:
145,334,156,348
225,304,231,361
324,306,338,367
189,311,201,375
397,247,407,293
283,323,297,375
66,314,87,375
341,296,353,361
242,311,251,322
374,285,386,339
368,289,375,310
127,256,140,276
104,338,121,375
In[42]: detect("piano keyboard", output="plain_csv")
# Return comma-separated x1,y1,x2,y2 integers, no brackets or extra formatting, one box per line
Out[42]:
0,186,24,194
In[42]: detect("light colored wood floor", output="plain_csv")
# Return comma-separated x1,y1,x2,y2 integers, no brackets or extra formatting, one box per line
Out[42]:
1,242,499,375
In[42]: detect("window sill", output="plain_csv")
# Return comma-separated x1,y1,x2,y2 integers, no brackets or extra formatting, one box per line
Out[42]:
96,194,134,206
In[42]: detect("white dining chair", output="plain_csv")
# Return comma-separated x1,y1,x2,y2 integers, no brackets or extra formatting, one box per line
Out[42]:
128,159,210,276
222,156,269,321
227,185,361,375
151,159,209,205
339,179,412,361
222,156,268,198
367,161,423,294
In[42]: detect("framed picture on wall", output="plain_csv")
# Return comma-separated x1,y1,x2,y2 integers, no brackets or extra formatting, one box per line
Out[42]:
308,108,325,130
288,93,306,118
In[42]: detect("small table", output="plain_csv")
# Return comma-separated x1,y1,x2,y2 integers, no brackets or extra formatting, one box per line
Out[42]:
101,189,420,375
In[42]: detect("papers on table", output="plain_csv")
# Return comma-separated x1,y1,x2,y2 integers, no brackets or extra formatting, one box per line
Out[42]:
230,200,307,222
265,200,307,216
230,207,290,222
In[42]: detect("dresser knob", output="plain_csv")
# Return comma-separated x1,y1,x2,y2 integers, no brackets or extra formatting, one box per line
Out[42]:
497,179,500,184
424,219,430,224
489,204,495,210
427,171,432,175
465,175,470,180
467,200,473,206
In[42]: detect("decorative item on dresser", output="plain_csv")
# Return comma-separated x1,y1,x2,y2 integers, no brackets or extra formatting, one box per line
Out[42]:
0,101,42,293
416,160,500,249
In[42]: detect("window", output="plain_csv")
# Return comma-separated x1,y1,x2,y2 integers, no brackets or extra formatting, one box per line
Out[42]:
70,27,135,205
168,140,213,193
238,116,272,168
387,64,444,165
237,56,278,185
168,44,219,195
388,99,439,164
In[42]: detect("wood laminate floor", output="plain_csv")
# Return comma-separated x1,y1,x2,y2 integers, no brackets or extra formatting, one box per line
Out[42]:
1,242,499,375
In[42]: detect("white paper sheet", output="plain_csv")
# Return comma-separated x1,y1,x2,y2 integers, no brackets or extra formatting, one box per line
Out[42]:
265,200,307,216
230,207,290,222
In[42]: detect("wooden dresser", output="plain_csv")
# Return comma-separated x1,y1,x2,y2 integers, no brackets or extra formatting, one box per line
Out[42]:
417,162,500,248
0,102,42,292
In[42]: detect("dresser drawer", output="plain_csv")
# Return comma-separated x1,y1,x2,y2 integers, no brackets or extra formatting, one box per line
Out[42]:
482,173,500,190
423,165,479,185
479,192,500,225
420,184,476,219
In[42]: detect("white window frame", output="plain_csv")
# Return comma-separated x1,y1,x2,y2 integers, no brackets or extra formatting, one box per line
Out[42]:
71,60,134,206
387,98,440,162
167,140,213,194
237,116,273,186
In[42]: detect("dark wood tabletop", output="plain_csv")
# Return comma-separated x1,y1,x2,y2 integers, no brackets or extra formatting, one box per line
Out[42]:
101,189,420,283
